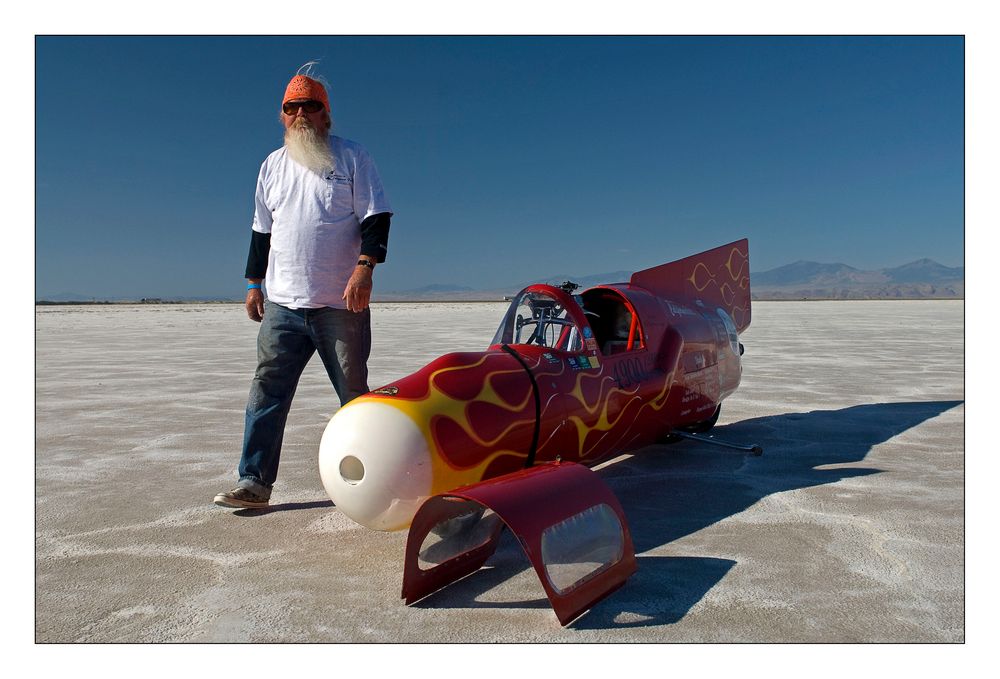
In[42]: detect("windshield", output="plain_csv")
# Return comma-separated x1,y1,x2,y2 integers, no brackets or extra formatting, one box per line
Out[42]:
491,290,584,352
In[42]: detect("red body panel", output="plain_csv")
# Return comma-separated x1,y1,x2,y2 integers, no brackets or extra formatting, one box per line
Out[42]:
401,462,637,626
631,238,751,332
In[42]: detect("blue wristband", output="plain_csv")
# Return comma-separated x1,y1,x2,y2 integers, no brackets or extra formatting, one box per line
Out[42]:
247,283,261,290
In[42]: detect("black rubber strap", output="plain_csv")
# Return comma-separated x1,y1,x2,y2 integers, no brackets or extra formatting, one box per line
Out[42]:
500,344,541,468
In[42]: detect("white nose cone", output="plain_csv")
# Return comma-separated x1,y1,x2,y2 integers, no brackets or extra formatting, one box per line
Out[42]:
319,400,433,531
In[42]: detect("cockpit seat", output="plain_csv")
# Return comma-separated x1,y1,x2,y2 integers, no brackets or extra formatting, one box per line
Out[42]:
602,340,628,355
581,289,641,356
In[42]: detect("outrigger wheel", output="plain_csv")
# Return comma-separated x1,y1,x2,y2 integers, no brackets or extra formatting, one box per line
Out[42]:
661,404,764,456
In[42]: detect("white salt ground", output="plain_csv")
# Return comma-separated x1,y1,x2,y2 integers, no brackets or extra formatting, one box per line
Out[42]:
35,300,964,642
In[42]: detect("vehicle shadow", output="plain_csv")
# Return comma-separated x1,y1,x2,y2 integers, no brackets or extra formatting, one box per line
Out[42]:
603,400,963,552
572,555,737,629
414,400,963,628
412,530,736,627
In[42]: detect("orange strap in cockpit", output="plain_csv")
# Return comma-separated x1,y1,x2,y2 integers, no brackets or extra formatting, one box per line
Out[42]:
623,299,644,350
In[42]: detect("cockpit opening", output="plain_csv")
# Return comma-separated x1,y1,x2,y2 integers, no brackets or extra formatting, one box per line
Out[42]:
579,289,644,355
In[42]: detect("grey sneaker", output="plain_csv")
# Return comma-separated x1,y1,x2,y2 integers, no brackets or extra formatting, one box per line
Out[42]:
213,487,269,509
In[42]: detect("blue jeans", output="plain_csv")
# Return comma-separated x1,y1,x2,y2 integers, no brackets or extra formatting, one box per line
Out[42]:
237,300,371,498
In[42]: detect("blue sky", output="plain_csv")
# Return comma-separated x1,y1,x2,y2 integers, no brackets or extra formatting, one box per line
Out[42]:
35,35,964,299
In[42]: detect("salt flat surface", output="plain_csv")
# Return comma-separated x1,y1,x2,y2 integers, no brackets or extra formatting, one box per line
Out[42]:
35,301,964,642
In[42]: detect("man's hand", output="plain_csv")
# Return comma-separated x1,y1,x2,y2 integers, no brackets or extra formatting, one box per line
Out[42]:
246,288,265,322
343,265,374,312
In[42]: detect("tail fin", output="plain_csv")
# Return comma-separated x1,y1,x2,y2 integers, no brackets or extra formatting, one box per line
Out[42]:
630,239,751,332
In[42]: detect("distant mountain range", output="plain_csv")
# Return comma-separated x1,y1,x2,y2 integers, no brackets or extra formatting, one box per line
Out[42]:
750,259,964,299
35,293,241,304
377,259,964,301
36,259,964,304
375,270,637,302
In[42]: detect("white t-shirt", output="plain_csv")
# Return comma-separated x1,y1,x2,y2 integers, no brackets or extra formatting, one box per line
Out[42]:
251,135,392,309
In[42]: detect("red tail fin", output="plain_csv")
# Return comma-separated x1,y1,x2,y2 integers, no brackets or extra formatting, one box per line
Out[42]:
630,239,751,332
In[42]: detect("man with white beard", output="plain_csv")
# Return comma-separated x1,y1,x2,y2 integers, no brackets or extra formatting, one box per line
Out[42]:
215,70,392,509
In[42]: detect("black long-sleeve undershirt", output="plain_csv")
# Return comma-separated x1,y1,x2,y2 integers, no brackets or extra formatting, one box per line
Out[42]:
359,212,391,263
245,230,271,279
244,212,391,279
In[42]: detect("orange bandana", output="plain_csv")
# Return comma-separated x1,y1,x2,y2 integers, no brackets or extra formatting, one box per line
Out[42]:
283,75,330,112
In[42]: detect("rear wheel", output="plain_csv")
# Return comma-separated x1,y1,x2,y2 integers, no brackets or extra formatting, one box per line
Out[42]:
659,404,722,444
682,404,721,433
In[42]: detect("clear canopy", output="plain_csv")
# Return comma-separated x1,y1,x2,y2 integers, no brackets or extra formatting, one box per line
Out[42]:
491,289,584,352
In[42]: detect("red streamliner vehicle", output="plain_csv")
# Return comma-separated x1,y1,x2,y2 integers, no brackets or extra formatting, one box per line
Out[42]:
318,239,757,625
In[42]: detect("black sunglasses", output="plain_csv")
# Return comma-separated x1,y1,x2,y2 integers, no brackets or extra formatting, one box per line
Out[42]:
283,100,324,115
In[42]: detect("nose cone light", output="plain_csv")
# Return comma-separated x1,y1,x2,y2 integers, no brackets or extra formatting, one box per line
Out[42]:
319,400,433,531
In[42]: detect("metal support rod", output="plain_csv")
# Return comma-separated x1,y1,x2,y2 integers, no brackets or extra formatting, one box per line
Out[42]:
671,430,763,456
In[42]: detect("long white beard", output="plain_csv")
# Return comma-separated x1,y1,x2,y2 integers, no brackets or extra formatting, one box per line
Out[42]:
284,118,334,174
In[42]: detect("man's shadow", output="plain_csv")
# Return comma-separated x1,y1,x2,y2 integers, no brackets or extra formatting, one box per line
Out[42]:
233,499,333,516
413,400,963,628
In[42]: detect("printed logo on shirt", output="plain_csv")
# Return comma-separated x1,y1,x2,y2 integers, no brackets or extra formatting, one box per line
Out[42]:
324,171,352,184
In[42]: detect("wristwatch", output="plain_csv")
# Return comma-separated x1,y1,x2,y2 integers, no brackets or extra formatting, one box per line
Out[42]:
357,259,375,269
